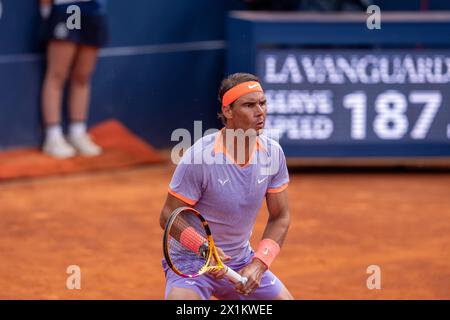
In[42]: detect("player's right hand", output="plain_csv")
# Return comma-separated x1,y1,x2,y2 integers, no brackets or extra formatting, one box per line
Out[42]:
209,247,231,280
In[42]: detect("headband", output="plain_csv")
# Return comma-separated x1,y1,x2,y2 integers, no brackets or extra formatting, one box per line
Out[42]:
221,81,263,107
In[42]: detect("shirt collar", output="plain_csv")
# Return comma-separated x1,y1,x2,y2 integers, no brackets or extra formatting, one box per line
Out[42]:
213,128,266,156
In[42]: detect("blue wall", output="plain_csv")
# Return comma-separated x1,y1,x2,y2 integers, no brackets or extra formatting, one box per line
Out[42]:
0,0,243,149
374,0,450,11
1,0,449,150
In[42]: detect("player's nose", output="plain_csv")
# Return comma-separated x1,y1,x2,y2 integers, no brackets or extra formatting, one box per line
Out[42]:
255,103,265,116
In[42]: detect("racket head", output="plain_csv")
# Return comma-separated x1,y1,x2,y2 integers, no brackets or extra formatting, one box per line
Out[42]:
163,206,214,278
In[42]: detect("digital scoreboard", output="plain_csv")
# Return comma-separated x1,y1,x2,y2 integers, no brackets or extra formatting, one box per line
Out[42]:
257,49,450,159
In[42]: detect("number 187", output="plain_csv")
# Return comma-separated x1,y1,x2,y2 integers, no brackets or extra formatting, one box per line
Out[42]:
343,90,442,140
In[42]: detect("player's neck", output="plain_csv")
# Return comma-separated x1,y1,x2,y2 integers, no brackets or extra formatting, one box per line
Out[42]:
222,126,258,167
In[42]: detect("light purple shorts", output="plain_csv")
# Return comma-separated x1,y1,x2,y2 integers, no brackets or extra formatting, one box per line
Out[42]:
161,257,283,300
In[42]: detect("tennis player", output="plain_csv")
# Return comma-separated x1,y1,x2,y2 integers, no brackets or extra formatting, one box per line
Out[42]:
40,0,108,158
160,73,293,300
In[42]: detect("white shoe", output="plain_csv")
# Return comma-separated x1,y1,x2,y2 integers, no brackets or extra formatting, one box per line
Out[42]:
43,136,76,159
68,133,102,157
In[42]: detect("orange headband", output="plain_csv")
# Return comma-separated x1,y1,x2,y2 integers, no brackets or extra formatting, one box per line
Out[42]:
222,81,263,107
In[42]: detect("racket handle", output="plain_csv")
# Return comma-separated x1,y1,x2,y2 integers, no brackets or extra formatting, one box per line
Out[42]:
225,266,248,285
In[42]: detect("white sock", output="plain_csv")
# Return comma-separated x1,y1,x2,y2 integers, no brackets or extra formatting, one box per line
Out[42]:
69,122,87,138
46,124,64,141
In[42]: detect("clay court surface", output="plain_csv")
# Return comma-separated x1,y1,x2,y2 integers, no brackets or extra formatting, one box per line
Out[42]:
1,164,449,299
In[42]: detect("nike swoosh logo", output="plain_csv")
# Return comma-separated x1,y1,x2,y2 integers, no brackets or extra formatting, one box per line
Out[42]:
258,177,267,184
270,278,276,285
218,178,229,186
248,84,259,89
185,281,196,285
263,248,269,255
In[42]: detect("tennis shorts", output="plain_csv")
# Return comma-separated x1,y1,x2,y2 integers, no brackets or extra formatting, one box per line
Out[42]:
161,256,284,300
44,3,108,47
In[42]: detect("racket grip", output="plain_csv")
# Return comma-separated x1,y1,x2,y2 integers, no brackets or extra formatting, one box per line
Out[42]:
225,266,248,285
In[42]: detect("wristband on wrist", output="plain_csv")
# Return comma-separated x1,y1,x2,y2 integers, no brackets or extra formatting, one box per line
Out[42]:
253,238,280,269
180,226,207,257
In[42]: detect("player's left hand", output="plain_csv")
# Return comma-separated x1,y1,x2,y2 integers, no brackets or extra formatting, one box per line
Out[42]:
235,258,267,296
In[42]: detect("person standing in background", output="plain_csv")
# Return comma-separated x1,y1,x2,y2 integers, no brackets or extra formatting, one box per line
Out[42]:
39,0,108,158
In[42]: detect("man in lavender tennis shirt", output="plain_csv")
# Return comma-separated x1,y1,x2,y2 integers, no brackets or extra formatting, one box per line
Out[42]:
159,73,293,300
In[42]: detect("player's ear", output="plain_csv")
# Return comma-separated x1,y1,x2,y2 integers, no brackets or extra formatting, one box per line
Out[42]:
222,104,233,120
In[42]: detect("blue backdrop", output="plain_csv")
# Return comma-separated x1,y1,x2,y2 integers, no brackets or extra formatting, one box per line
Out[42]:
0,0,243,150
1,0,449,150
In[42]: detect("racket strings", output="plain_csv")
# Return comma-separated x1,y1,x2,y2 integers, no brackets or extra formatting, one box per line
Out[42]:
166,211,209,276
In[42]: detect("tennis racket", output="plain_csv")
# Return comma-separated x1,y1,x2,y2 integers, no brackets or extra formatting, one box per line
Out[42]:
163,206,247,285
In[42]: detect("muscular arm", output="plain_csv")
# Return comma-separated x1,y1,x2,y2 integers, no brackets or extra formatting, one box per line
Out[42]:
159,193,231,274
262,188,291,246
159,193,192,230
236,188,290,295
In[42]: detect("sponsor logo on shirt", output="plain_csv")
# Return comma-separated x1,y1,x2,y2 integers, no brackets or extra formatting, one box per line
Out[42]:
257,177,268,184
218,178,229,186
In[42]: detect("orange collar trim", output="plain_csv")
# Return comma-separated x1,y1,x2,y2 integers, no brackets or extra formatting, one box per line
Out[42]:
213,129,266,165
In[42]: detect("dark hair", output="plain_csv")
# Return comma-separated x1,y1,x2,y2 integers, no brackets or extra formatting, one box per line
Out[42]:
217,73,260,125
